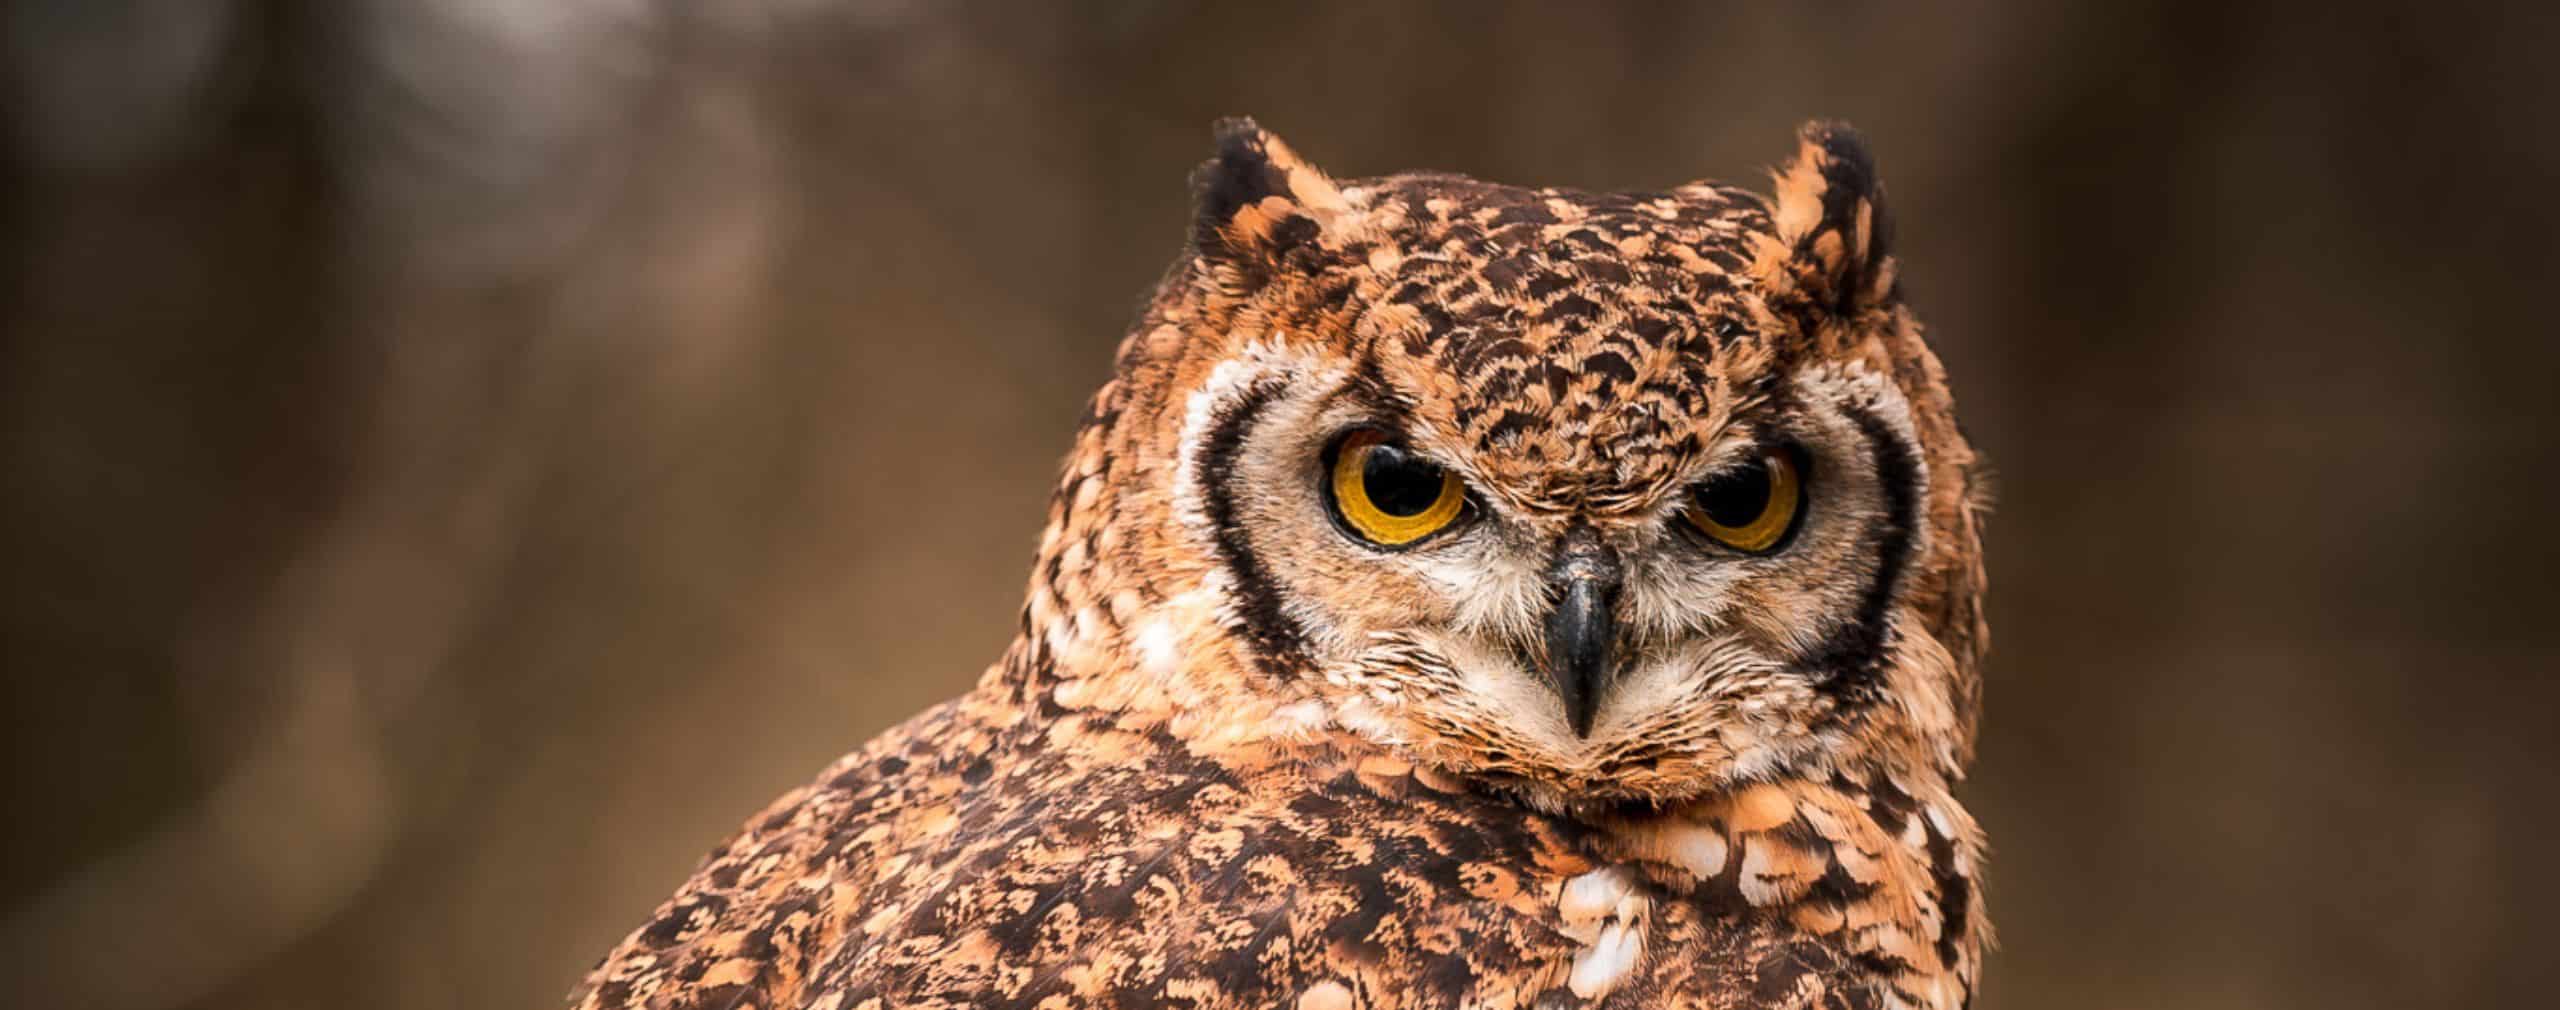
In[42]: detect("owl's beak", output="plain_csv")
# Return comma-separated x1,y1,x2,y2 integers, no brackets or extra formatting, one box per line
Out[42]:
1542,528,1623,739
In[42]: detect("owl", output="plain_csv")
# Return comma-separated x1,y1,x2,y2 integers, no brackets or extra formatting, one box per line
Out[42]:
573,119,1992,1010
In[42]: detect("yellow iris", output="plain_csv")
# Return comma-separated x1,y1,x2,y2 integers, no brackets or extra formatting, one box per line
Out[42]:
1682,450,1803,553
1329,430,1467,547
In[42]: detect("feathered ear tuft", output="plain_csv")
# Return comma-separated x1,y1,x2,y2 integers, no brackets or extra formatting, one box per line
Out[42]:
1766,120,1896,314
1190,117,1346,277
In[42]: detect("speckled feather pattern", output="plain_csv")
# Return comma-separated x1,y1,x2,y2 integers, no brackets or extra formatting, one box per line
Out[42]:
574,691,1978,1010
575,120,1992,1010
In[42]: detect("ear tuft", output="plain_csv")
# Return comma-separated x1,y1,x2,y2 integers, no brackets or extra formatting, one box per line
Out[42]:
1190,117,1345,274
1768,120,1896,313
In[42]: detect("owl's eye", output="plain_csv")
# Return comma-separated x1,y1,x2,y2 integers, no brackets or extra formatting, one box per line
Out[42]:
1326,429,1469,547
1680,449,1805,554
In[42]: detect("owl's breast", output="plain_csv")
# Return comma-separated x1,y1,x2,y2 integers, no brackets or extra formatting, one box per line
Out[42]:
574,689,1970,1010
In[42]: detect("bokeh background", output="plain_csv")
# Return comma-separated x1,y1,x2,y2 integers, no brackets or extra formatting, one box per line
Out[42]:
7,2,2558,1007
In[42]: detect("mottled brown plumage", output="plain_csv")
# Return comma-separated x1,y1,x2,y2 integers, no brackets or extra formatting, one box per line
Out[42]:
575,119,1992,1010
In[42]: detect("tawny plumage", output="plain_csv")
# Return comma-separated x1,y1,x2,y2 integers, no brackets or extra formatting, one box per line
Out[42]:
573,118,1993,1010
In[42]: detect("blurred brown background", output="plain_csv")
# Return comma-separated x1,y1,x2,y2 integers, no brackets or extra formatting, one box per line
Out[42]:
6,1,2557,1007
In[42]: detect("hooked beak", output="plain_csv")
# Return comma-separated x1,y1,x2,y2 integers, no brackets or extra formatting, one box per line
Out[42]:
1541,527,1623,738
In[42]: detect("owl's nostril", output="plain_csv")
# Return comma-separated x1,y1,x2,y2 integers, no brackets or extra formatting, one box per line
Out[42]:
1543,529,1623,739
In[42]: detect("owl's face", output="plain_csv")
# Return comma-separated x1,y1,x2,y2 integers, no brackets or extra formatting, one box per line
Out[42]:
1043,122,1984,809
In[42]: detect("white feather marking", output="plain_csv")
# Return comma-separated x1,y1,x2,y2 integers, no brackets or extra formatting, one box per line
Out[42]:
1658,822,1728,878
1132,616,1181,678
1567,919,1645,999
1267,698,1330,738
1558,866,1633,926
1738,837,1792,907
1295,980,1353,1010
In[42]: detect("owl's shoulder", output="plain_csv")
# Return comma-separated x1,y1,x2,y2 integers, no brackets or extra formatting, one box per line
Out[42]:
566,697,995,1009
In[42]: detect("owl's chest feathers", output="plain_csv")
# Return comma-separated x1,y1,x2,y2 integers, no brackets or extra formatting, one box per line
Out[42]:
1580,776,1987,1010
930,696,1986,1008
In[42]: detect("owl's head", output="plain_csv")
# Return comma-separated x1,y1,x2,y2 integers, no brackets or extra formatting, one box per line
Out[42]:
1015,120,1988,810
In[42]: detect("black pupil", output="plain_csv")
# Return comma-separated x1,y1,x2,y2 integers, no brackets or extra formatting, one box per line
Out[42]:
1361,444,1446,517
1697,460,1774,528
